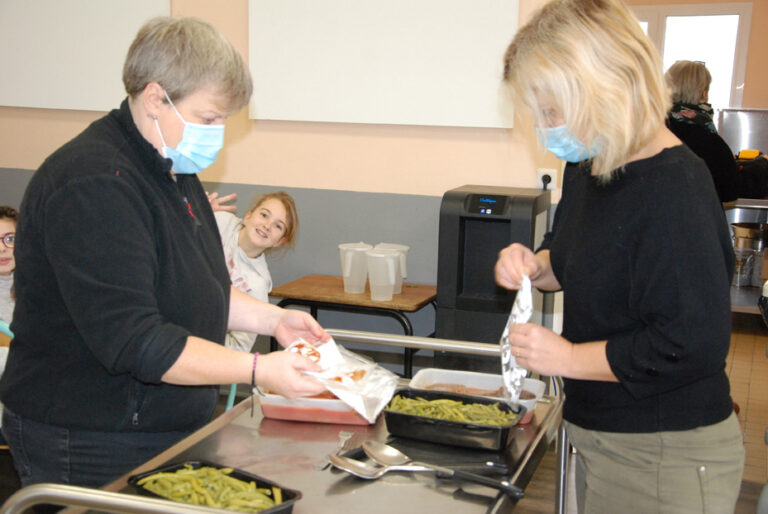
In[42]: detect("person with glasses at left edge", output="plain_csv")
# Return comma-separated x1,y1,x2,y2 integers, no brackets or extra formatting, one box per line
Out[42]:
0,206,18,447
0,206,16,337
0,17,330,490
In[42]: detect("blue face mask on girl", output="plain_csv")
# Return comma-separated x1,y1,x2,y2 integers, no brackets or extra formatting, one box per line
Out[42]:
537,124,599,163
154,91,225,174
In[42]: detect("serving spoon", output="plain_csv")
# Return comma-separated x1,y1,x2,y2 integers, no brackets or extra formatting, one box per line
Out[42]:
362,440,524,499
329,454,432,479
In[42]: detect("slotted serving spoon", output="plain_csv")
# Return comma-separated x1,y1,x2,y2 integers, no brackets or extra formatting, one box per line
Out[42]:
362,440,524,499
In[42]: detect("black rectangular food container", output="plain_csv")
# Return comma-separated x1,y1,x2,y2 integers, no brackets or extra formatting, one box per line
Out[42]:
128,460,301,513
384,388,524,451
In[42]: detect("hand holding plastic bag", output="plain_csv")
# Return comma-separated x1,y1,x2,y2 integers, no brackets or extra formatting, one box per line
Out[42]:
500,274,532,405
286,338,399,423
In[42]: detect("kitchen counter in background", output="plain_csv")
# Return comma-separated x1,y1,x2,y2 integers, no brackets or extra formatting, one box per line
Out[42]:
725,199,768,314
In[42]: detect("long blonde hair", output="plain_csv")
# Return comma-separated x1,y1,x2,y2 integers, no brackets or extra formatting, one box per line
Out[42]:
503,0,670,180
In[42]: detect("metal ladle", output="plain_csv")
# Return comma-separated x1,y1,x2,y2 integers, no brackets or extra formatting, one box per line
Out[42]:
329,454,432,479
362,440,524,499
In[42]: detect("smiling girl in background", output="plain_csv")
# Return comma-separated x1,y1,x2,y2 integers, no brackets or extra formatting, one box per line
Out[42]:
215,192,299,352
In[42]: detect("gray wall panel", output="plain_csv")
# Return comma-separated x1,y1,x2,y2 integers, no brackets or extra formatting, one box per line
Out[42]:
0,168,32,209
202,182,442,349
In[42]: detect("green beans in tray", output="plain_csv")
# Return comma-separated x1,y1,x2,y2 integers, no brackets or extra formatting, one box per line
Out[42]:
384,388,524,450
387,394,518,426
128,461,301,513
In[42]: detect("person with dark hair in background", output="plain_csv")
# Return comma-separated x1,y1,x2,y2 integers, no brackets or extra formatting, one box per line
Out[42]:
0,17,329,490
0,206,17,336
496,1,743,512
0,206,18,442
665,59,768,202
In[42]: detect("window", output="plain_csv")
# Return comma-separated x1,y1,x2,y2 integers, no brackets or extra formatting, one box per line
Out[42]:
631,3,752,110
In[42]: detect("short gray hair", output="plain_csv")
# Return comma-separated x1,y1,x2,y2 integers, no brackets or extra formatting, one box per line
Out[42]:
123,17,252,112
665,60,711,105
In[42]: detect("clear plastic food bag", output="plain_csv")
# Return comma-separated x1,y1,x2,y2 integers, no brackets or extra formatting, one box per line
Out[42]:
286,338,399,423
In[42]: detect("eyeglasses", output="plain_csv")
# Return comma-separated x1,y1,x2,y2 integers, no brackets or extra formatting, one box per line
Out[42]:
1,233,14,249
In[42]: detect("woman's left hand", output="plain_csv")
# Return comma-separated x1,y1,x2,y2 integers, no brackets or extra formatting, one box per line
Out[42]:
273,309,331,348
507,322,573,377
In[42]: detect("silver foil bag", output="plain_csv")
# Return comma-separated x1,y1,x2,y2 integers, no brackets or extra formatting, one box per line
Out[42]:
500,275,532,405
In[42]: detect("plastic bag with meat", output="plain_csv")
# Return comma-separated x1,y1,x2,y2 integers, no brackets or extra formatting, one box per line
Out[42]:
286,338,399,423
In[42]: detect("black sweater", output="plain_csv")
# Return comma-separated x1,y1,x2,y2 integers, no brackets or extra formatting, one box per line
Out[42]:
0,99,231,432
542,145,735,432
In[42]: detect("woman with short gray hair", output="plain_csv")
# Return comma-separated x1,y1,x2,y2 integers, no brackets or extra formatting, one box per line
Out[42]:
0,17,328,488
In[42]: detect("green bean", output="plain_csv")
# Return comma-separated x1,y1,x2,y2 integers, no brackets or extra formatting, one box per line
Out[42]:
136,464,284,513
386,395,518,426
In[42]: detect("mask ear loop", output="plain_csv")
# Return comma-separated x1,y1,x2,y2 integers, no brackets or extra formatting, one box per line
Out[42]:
163,90,186,123
152,114,169,150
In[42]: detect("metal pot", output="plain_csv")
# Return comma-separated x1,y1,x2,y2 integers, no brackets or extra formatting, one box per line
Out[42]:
731,222,768,239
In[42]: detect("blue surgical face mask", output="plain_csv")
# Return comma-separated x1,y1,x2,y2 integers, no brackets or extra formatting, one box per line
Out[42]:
537,124,599,163
154,91,225,174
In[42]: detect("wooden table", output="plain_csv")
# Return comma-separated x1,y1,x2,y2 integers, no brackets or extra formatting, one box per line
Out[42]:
269,274,437,377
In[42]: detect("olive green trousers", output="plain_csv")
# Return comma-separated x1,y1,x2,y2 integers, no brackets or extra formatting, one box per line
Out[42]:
566,412,744,514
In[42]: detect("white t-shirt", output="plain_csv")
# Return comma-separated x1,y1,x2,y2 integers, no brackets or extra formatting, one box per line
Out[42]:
215,212,273,352
0,273,13,424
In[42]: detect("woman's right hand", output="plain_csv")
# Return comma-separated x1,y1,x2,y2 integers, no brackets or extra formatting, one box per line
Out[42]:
495,243,541,290
254,350,327,399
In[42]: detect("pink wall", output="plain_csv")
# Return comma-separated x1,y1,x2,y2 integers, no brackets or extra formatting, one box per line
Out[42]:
0,0,563,200
1,0,764,199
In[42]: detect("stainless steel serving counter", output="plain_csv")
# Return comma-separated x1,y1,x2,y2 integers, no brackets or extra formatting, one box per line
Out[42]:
2,330,565,514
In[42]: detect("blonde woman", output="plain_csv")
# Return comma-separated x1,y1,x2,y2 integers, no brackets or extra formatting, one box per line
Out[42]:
495,1,743,512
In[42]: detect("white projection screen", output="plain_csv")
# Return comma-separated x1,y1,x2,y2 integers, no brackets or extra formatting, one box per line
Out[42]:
0,0,170,112
248,0,519,128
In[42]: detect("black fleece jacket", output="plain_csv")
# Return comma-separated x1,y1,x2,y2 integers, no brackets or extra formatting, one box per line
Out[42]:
0,99,231,432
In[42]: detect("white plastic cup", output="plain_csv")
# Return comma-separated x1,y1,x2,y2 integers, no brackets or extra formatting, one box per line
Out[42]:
339,242,372,293
365,248,399,301
374,243,409,294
